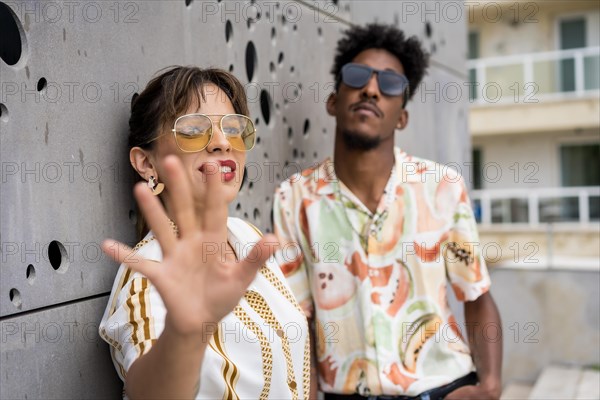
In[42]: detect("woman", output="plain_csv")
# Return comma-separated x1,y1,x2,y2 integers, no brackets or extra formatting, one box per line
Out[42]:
99,66,310,399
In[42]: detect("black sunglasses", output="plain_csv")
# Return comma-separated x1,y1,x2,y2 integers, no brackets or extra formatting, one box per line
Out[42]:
340,63,410,97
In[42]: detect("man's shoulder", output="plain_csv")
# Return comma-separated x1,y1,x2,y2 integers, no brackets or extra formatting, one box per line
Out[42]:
277,157,334,193
397,148,466,185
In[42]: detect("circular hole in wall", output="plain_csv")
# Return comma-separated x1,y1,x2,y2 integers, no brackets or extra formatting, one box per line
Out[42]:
0,104,8,122
48,240,69,273
245,41,257,82
26,264,36,284
0,2,26,66
253,208,260,220
225,20,233,42
9,288,22,309
303,119,310,136
425,22,432,38
185,0,193,6
37,77,47,92
260,90,272,125
278,52,284,65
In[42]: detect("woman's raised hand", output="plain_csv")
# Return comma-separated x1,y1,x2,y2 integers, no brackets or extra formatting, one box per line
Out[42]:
102,155,278,338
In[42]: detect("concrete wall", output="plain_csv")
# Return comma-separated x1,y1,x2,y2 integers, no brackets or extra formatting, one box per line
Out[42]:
490,268,600,384
0,1,469,398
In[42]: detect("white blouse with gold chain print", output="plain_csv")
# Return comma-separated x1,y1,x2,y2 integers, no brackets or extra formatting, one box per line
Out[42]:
99,217,311,399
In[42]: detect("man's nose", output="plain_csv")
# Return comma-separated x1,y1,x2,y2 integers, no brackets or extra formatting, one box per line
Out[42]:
361,73,380,100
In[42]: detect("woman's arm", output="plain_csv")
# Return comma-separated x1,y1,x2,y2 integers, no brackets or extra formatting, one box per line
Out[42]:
125,324,207,399
103,156,276,399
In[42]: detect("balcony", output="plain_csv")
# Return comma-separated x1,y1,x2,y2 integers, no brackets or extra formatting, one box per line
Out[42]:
471,186,600,270
467,47,600,136
467,47,600,104
472,186,600,226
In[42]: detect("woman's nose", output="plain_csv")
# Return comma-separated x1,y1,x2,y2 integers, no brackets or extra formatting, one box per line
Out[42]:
205,119,232,153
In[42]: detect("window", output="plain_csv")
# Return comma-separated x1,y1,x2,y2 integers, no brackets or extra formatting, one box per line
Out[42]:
559,18,586,92
468,32,479,101
560,143,600,187
468,31,479,60
472,148,483,190
559,143,600,222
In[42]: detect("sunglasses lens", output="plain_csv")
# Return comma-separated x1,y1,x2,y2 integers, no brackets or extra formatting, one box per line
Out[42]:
342,64,372,88
175,115,212,151
222,114,256,151
378,71,409,96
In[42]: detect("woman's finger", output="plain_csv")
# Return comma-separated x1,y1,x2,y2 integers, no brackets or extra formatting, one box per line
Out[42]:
133,182,177,255
197,161,229,234
161,155,197,237
235,234,279,287
101,239,159,281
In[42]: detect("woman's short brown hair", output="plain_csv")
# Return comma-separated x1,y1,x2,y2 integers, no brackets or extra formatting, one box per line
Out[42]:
128,66,249,239
129,66,249,150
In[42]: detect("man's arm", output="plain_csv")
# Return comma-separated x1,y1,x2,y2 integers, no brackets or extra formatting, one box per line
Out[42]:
446,291,503,400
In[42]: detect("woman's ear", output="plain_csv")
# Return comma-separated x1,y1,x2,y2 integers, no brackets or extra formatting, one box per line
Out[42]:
326,92,337,116
130,147,155,180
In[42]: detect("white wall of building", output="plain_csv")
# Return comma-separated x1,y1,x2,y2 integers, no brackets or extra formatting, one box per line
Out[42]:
472,129,599,189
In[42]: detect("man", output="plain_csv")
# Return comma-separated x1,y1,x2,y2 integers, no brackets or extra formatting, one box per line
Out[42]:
273,24,502,399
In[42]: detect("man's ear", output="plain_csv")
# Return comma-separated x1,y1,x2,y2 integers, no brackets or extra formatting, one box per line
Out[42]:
130,147,156,181
396,109,409,130
326,92,337,116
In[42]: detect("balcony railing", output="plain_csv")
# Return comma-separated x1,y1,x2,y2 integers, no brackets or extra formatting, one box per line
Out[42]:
467,47,600,104
471,186,600,226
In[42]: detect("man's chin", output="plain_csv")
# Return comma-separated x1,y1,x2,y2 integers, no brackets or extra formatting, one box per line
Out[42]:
341,129,381,151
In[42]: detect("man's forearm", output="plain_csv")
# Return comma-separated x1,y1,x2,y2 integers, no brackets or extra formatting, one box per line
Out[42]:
464,291,503,398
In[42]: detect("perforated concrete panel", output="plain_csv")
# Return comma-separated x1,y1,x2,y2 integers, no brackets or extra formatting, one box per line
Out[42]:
1,1,469,397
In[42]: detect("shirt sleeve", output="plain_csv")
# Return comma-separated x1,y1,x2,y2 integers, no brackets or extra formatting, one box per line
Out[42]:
273,181,313,316
443,176,491,302
99,271,166,380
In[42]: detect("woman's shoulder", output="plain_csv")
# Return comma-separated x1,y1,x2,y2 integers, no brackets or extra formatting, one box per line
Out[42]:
227,217,263,240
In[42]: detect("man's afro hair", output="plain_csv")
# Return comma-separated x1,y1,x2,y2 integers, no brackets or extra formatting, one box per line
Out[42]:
331,23,429,101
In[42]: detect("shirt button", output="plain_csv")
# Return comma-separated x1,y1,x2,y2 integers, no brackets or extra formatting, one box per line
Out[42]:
276,329,284,337
288,380,297,389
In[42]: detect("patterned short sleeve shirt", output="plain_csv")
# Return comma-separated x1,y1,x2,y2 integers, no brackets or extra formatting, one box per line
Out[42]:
273,147,491,396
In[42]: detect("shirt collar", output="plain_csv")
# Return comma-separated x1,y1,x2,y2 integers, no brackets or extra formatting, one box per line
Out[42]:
319,146,420,197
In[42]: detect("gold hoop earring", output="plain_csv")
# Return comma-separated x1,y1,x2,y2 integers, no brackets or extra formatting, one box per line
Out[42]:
148,176,164,196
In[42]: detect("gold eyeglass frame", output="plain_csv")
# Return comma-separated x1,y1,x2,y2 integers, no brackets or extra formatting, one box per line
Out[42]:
144,113,257,153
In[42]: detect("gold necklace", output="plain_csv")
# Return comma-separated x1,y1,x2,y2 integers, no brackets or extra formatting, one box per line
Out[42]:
334,166,397,251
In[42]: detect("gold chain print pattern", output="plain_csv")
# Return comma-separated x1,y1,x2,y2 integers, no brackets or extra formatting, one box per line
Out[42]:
245,291,299,400
259,266,311,397
233,306,273,400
